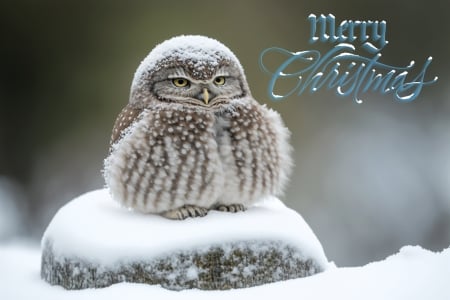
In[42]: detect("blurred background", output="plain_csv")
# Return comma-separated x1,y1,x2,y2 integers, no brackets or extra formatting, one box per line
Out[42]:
0,0,448,266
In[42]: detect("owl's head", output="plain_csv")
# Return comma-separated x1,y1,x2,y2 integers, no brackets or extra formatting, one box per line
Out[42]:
129,35,251,108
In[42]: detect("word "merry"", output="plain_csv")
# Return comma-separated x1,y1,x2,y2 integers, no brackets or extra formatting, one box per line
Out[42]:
308,13,388,53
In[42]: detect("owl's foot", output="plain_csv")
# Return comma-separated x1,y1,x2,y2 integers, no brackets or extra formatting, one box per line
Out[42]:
161,205,209,220
214,204,246,213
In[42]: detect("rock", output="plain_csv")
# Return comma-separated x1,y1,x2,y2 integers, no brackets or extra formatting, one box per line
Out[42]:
41,240,322,290
40,189,329,290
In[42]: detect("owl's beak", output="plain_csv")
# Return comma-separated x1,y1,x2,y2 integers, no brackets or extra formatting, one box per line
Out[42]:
196,88,215,105
203,88,209,105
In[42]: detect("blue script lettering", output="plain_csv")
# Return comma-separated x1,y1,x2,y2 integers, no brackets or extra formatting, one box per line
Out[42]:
308,14,388,53
259,44,438,103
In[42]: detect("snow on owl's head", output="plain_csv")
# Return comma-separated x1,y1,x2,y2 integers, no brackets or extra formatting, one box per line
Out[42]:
129,35,251,108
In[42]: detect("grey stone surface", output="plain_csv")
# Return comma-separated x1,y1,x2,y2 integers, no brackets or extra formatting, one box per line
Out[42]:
41,239,324,290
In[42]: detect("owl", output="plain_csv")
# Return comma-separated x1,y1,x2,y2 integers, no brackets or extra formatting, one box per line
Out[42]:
103,35,292,220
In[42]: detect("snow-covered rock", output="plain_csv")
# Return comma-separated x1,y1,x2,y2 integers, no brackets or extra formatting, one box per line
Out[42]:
2,243,449,300
40,189,330,290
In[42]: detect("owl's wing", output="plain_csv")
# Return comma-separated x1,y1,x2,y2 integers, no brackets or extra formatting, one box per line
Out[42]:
110,104,143,148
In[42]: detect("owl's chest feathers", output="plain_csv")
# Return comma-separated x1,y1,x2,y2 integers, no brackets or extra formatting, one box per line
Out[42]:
212,114,231,144
108,103,282,208
118,108,256,176
146,109,234,152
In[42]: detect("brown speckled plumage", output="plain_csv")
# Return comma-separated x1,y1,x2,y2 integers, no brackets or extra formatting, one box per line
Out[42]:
110,105,143,147
103,35,292,220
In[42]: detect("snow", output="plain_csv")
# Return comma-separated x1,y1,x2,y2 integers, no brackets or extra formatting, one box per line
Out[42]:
42,188,329,268
132,35,243,87
1,242,449,300
3,188,447,299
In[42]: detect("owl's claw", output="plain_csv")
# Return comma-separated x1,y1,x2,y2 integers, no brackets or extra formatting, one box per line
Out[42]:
215,204,246,213
161,205,209,220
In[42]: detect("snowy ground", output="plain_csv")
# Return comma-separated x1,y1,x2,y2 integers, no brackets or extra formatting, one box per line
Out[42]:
2,189,449,299
1,242,449,300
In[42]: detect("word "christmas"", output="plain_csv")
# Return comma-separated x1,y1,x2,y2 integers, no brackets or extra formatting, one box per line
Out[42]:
259,14,438,103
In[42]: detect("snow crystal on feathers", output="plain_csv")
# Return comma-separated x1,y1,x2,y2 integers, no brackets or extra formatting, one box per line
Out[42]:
132,35,244,87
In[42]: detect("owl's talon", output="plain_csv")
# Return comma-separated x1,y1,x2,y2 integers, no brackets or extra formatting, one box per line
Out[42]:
162,205,208,220
215,204,246,213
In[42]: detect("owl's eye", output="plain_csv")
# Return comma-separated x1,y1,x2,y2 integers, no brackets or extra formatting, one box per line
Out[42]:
213,76,226,86
172,78,190,87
